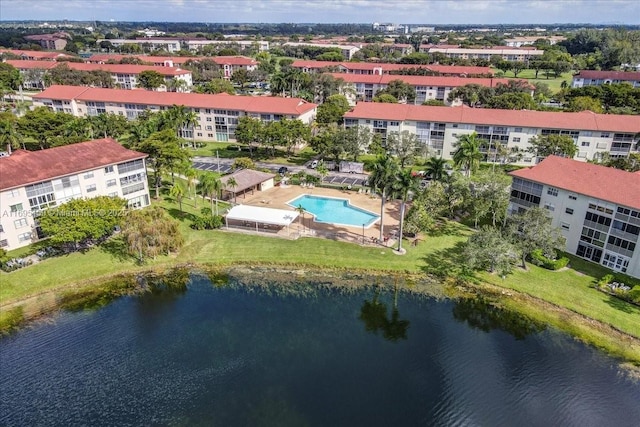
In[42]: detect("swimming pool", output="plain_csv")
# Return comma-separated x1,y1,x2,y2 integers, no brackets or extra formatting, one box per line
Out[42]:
287,194,380,227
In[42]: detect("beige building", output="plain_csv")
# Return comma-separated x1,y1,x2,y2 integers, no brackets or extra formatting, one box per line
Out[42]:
421,45,544,62
343,103,640,163
97,38,270,53
6,60,193,91
0,139,150,251
509,156,640,278
32,86,318,143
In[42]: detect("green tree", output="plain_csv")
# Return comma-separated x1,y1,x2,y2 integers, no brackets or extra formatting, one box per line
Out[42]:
121,206,184,263
231,68,250,91
469,170,512,227
135,129,190,199
316,94,350,124
195,78,235,95
198,172,222,215
372,93,398,103
424,156,447,181
183,166,198,208
528,134,577,159
226,177,239,203
17,107,76,150
392,168,419,252
375,79,416,104
453,132,484,177
386,130,420,168
232,157,256,170
38,196,127,249
0,113,24,151
169,181,186,213
447,84,493,107
487,92,537,110
0,63,22,91
369,154,400,241
463,226,518,277
234,116,263,157
565,96,604,113
137,70,165,90
507,207,565,270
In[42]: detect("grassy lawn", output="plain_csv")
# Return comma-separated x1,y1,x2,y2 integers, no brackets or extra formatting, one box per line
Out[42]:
498,69,574,93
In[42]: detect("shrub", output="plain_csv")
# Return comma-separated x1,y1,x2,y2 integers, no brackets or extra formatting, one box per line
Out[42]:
528,249,570,270
596,273,640,306
629,286,640,305
191,215,223,230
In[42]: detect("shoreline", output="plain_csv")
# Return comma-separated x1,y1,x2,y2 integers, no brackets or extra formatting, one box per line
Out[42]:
2,262,640,368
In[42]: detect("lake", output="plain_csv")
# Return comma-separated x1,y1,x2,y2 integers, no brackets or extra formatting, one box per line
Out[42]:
1,273,639,426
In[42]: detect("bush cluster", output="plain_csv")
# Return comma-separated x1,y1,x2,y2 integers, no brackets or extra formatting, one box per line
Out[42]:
528,249,570,270
191,215,224,230
596,273,640,305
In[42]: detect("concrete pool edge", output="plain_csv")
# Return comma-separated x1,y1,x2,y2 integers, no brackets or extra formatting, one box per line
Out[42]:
286,193,381,228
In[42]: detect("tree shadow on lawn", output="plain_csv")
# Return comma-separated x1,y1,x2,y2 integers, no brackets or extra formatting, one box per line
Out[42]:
166,208,198,223
99,236,136,262
419,241,475,280
603,294,640,315
426,220,469,238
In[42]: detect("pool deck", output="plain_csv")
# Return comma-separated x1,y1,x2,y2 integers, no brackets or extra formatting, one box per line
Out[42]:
229,183,403,246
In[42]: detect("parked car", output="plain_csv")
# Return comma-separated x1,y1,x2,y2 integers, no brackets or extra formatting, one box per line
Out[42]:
309,160,318,169
278,166,288,175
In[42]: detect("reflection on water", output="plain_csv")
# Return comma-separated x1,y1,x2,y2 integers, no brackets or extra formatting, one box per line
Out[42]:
1,273,639,427
360,287,410,342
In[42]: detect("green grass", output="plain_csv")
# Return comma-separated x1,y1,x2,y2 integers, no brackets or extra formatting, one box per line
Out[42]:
496,69,573,93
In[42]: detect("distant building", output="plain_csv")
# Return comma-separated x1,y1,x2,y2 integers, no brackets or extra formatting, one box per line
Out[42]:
571,70,640,88
0,138,150,251
6,60,193,91
23,32,70,50
420,45,544,62
282,42,361,60
32,85,318,143
509,156,640,278
291,59,493,77
503,36,565,47
97,38,270,53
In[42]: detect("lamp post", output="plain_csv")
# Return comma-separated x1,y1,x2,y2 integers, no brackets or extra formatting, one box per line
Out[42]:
362,223,365,245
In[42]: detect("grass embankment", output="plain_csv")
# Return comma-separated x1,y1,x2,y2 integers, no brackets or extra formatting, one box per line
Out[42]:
2,193,639,364
499,69,574,93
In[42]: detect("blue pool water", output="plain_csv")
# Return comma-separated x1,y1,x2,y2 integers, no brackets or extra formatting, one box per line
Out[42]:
288,194,379,227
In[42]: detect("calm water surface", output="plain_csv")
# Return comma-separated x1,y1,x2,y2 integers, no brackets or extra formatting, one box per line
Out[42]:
1,274,639,426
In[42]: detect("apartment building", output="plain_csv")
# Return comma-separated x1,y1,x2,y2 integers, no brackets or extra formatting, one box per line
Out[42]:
342,103,640,162
329,73,526,105
23,32,70,50
571,70,640,88
503,36,565,47
508,156,640,278
291,60,493,77
282,42,361,60
98,38,269,53
420,45,544,62
0,48,77,61
32,86,317,142
0,138,150,251
87,54,258,78
6,60,193,91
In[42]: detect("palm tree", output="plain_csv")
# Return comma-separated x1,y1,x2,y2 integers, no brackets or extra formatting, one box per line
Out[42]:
295,204,306,233
453,132,483,177
0,120,24,151
226,177,239,203
369,154,400,241
424,156,447,182
184,166,198,208
169,181,186,213
392,168,419,252
198,173,221,215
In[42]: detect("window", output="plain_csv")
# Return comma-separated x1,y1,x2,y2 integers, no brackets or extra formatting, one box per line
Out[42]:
106,179,117,187
565,208,574,215
513,137,520,143
104,165,114,174
600,132,610,138
10,203,23,213
569,194,577,200
547,187,558,197
561,222,570,230
18,232,32,243
581,141,590,147
0,239,7,248
8,189,20,197
0,224,3,233
14,218,28,229
108,192,119,197
84,172,94,179
544,203,555,212
86,184,97,193
389,121,399,127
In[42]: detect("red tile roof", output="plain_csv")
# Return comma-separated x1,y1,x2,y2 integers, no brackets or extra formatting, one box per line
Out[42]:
292,60,492,76
87,54,256,67
0,138,147,191
509,156,640,210
6,60,191,76
330,73,523,89
344,103,640,133
213,56,258,66
292,60,343,69
33,85,318,116
0,48,76,61
574,70,640,81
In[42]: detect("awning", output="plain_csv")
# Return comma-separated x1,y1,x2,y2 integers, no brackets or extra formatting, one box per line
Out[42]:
225,205,299,226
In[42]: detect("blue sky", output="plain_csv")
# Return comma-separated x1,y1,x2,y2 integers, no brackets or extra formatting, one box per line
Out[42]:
1,0,638,25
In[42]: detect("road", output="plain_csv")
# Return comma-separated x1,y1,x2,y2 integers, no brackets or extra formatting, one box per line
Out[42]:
192,156,370,187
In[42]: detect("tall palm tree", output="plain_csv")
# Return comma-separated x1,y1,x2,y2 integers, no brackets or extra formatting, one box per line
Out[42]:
0,120,24,151
197,173,221,215
226,177,239,203
424,156,447,182
392,168,419,252
183,166,198,208
369,154,400,241
169,181,186,213
453,132,483,177
295,204,306,233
